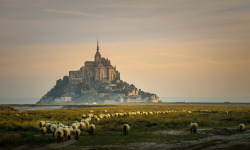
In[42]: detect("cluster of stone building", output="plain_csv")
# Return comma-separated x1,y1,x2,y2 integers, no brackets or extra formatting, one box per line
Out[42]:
69,40,120,84
54,40,159,104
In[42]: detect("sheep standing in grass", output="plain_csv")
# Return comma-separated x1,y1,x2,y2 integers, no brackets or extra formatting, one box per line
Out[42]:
41,127,47,136
37,121,45,128
123,124,130,136
88,124,96,135
239,123,246,133
74,129,81,140
71,123,78,130
190,122,198,134
79,122,86,129
55,128,64,143
83,120,90,126
45,123,52,133
50,124,57,137
62,127,71,141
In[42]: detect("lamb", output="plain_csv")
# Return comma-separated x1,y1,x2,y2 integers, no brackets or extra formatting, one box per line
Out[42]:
239,123,246,133
123,124,130,136
37,121,45,128
55,128,64,143
50,124,58,136
62,127,71,141
74,128,81,140
190,122,198,134
88,124,96,135
40,127,47,136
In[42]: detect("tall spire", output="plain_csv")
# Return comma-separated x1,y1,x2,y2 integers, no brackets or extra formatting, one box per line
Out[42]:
97,37,99,51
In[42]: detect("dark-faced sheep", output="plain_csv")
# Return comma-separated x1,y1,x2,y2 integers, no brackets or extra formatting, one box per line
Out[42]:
88,124,95,135
37,121,45,128
62,128,71,141
239,123,246,133
123,124,130,136
50,124,57,137
190,122,198,134
40,127,47,136
55,128,64,143
74,128,81,140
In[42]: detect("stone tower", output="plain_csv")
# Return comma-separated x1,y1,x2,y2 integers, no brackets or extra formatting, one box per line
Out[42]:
95,38,101,61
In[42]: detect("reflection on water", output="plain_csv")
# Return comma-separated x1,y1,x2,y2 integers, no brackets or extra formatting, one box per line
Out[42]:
14,106,63,111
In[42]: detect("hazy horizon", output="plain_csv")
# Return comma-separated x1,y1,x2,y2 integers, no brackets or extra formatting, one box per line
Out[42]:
1,0,250,103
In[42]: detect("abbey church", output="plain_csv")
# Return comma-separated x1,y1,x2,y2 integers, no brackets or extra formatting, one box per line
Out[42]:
37,40,159,104
69,40,120,84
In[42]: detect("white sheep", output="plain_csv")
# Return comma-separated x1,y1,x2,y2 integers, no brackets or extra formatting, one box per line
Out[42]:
50,124,58,136
94,117,100,121
74,128,81,140
123,124,130,136
71,123,78,129
79,122,86,129
239,123,246,133
55,128,64,143
58,123,64,128
190,122,198,134
83,120,90,126
40,127,47,136
45,123,52,133
37,121,45,128
88,124,96,135
62,127,71,141
82,114,87,118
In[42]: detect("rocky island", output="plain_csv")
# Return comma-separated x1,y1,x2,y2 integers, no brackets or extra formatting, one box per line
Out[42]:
37,40,159,104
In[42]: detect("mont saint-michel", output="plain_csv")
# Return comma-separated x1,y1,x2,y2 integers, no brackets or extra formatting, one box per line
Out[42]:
37,40,159,104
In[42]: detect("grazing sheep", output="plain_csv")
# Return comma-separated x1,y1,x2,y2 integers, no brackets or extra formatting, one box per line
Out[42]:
58,123,64,128
37,121,46,128
55,129,64,143
239,124,246,133
190,122,198,134
79,122,86,129
74,121,80,128
89,110,94,113
74,129,81,140
82,114,87,118
50,124,58,136
87,113,93,118
41,127,47,136
62,127,71,141
45,123,52,133
71,123,78,129
123,124,130,136
83,120,90,126
104,110,107,113
94,117,100,121
88,124,96,135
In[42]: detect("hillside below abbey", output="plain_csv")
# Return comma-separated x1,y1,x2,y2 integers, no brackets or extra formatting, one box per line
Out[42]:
37,40,159,104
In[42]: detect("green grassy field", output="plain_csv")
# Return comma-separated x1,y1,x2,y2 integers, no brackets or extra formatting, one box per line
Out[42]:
0,104,250,149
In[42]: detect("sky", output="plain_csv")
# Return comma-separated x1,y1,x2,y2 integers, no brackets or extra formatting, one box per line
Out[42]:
0,0,250,101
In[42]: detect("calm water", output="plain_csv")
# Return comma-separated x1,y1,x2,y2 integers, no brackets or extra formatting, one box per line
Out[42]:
160,97,250,103
0,98,39,104
0,97,250,104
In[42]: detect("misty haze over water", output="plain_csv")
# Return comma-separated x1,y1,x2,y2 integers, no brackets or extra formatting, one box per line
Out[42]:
0,97,250,104
161,97,250,103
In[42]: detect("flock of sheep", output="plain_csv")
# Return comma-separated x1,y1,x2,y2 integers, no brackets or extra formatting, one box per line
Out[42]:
37,110,246,143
